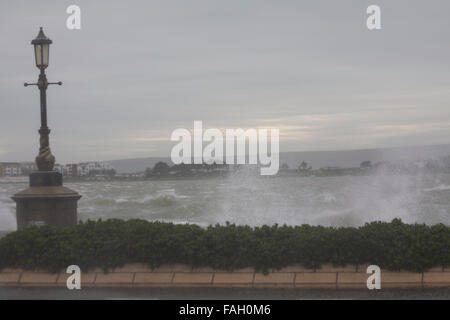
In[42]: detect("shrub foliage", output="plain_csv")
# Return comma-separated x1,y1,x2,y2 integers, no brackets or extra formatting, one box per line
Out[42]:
0,218,449,273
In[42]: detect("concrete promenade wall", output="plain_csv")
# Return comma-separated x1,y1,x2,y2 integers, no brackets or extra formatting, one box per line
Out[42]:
1,264,449,288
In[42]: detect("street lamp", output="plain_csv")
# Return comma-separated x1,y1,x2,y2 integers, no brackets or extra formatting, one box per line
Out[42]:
32,27,51,69
13,27,81,230
24,27,62,171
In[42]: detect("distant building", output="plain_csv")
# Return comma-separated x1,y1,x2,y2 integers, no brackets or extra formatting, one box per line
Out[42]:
20,162,37,175
66,164,78,177
54,163,63,174
76,162,114,176
51,162,114,177
0,162,22,177
0,161,114,178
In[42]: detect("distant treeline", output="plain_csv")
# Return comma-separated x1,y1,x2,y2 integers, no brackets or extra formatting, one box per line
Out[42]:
145,161,230,178
144,156,450,178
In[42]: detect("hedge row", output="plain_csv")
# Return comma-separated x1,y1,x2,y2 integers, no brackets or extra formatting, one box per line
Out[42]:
0,218,449,273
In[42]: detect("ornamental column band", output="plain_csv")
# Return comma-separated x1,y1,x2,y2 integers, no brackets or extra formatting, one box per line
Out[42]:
12,27,81,229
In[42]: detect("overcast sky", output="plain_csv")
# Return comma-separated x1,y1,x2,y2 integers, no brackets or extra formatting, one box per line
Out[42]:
1,0,449,163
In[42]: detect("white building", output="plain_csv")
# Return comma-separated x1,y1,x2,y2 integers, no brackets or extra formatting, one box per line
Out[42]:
0,162,22,177
76,162,114,176
0,161,114,177
20,162,37,173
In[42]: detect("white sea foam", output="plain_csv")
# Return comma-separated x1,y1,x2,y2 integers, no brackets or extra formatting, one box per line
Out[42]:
0,201,16,231
423,184,450,192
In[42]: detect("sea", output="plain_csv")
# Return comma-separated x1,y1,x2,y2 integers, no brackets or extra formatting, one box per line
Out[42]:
1,171,450,232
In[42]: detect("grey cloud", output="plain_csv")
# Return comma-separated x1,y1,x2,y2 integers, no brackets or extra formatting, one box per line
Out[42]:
1,0,449,162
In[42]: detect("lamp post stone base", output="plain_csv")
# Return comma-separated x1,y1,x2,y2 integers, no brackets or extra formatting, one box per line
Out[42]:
29,171,62,186
12,171,81,230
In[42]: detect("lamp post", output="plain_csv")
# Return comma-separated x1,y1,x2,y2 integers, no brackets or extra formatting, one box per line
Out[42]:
12,27,81,230
25,27,62,172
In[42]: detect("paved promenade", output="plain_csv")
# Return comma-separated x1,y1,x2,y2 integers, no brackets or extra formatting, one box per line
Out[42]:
1,264,449,289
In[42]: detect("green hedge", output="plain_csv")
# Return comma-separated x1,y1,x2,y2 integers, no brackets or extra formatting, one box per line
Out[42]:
0,218,449,273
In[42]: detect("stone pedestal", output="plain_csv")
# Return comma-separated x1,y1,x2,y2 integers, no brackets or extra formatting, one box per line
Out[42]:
12,171,81,230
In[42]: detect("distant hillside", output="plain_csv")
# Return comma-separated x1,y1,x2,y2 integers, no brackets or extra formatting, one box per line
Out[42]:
108,143,450,173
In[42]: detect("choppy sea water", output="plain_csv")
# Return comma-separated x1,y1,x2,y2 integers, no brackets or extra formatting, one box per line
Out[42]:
1,173,450,231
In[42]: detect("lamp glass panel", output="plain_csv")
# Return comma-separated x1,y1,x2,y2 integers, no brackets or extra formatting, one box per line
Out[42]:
42,44,49,67
34,44,49,68
34,44,42,67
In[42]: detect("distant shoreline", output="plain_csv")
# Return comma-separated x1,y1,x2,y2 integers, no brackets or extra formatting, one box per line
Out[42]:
3,169,450,184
